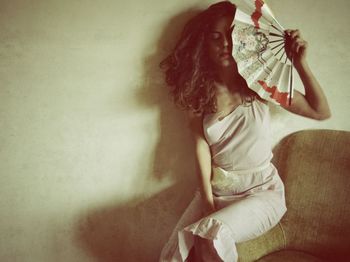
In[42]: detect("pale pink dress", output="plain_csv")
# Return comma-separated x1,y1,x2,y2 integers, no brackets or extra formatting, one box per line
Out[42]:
159,99,287,262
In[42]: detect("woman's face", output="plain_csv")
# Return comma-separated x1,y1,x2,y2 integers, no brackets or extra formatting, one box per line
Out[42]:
206,15,235,69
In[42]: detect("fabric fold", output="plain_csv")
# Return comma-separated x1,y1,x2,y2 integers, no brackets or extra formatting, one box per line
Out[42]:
178,217,237,262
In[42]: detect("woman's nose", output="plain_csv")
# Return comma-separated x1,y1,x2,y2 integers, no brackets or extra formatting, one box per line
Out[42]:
223,36,229,47
222,35,231,47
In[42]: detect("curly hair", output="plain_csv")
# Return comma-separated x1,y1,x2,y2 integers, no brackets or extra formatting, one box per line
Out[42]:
160,1,258,115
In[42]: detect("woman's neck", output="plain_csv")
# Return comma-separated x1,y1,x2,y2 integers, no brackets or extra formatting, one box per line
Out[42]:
215,65,243,92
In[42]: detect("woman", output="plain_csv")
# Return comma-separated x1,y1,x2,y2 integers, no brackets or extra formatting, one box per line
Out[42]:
159,1,331,262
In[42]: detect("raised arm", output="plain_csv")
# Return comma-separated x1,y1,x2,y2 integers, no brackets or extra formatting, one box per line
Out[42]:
281,29,331,120
187,112,216,216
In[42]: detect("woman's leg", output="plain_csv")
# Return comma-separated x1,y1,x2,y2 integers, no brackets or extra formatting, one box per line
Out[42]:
193,236,223,262
186,246,196,262
185,237,223,262
159,190,205,262
182,189,286,262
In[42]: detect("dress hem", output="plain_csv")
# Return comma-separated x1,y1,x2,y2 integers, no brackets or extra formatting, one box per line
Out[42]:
178,217,237,262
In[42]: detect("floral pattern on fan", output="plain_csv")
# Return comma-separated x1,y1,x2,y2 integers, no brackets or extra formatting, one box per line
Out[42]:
232,23,271,85
233,23,269,59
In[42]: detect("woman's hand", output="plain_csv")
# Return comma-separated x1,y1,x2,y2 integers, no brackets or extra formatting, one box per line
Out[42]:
284,29,308,68
201,199,216,217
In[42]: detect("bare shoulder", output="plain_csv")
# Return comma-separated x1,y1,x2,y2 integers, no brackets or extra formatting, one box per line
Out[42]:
256,96,268,105
186,110,205,137
186,110,203,127
187,110,201,120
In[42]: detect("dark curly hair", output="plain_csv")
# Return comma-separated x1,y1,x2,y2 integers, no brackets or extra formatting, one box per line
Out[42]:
160,1,258,115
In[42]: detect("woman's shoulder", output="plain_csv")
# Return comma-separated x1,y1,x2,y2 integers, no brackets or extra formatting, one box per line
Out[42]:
253,96,270,110
183,110,211,145
186,110,206,134
186,110,203,122
254,95,268,105
252,96,271,119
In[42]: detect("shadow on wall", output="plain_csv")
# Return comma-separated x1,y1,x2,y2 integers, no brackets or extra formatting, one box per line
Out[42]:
74,8,203,262
75,187,192,262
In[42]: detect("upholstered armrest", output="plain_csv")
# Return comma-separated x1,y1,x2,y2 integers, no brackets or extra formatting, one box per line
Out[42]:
272,130,350,261
236,222,286,262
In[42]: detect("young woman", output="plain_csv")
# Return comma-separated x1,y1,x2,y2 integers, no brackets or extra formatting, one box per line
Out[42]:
159,1,331,262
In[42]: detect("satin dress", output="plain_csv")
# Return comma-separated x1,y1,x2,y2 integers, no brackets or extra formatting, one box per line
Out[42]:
159,98,287,262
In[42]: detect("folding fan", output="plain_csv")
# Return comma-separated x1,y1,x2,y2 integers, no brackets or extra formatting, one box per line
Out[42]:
231,0,293,106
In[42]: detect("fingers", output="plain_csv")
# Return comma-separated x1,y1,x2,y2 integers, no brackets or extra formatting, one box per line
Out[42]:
285,29,300,39
290,39,308,57
292,38,304,54
291,29,301,39
298,40,308,54
284,29,308,56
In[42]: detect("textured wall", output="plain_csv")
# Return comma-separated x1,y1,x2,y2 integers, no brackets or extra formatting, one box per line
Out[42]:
0,0,348,261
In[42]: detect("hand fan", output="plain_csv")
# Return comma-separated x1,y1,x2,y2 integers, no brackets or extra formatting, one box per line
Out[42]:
231,0,293,106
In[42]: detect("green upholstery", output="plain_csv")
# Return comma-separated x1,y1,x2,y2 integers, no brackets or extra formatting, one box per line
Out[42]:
236,129,350,262
257,250,324,262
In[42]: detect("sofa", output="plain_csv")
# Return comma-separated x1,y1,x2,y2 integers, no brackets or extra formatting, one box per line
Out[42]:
236,129,350,262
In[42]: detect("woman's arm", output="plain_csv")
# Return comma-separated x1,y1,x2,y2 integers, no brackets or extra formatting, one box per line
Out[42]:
281,29,331,120
187,112,215,216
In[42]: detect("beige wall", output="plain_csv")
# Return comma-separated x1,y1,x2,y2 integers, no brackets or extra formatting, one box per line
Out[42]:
0,0,348,261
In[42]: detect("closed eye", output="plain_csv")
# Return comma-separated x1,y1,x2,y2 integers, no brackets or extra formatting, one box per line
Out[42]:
210,32,221,40
210,26,235,40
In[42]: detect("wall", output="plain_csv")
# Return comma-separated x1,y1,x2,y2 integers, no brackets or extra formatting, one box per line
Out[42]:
0,0,348,261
